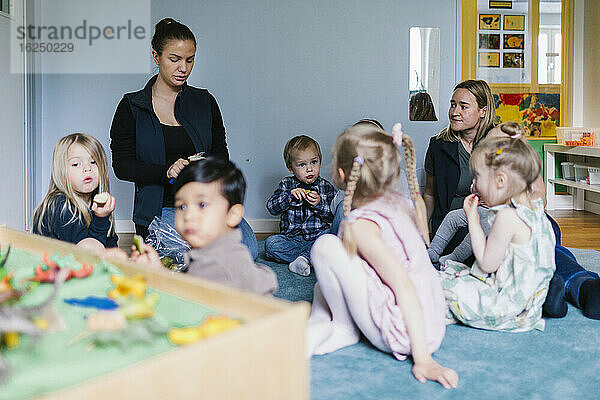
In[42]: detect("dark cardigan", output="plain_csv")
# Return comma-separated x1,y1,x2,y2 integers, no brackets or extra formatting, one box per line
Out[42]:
110,75,228,227
425,136,461,234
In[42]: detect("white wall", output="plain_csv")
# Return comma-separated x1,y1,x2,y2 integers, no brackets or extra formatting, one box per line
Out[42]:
0,7,26,230
582,0,600,127
32,0,458,231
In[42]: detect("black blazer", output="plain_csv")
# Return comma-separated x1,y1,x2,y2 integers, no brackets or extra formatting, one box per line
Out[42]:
425,136,461,234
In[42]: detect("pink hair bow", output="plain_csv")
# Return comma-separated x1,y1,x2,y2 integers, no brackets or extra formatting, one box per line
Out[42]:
392,123,403,146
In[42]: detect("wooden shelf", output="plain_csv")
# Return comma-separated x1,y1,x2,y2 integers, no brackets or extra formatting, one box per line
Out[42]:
544,144,600,157
548,178,600,194
545,141,600,214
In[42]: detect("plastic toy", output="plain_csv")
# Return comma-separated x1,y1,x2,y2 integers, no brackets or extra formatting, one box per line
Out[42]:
108,274,146,300
168,315,242,345
1,269,67,382
22,253,93,284
0,246,26,305
116,292,160,319
133,235,144,253
64,296,119,310
0,245,10,269
160,256,174,269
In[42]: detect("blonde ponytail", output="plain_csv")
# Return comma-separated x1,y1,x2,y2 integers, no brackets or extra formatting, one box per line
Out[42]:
402,134,430,246
342,157,363,255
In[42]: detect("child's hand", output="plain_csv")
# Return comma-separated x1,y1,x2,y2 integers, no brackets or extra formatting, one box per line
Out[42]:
130,242,163,270
291,188,307,202
412,358,459,389
305,190,321,206
463,193,480,224
91,194,116,218
167,158,190,180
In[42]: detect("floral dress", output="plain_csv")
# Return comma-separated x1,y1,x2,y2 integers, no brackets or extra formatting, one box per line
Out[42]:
439,199,556,332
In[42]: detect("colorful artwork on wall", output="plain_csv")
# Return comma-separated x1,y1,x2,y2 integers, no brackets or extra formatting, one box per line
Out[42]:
503,52,524,68
504,14,525,30
493,93,560,137
479,52,501,67
503,33,524,50
479,33,501,49
479,14,502,30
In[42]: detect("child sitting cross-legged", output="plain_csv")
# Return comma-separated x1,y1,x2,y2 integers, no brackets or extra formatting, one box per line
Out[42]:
132,157,278,296
266,135,336,276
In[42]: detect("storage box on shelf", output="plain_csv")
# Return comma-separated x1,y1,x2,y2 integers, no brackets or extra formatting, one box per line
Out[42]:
545,144,600,214
0,226,309,400
556,127,600,147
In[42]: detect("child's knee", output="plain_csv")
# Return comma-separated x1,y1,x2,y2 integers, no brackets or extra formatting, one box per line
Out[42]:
264,235,282,257
311,234,343,260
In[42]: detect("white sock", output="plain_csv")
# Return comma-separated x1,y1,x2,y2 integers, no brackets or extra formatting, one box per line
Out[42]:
313,322,360,355
289,256,311,276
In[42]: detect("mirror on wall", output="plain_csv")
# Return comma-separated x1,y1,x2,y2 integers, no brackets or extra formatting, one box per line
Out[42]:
409,27,440,121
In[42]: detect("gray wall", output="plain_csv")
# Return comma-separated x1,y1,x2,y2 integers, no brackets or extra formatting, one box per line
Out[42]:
32,0,458,227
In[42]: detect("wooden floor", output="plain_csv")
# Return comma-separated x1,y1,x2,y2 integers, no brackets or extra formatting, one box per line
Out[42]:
546,210,600,250
118,210,600,252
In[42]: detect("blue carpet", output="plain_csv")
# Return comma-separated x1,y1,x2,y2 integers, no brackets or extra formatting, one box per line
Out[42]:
257,242,600,399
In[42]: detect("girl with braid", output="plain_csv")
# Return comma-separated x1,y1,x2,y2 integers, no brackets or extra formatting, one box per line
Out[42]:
307,123,458,389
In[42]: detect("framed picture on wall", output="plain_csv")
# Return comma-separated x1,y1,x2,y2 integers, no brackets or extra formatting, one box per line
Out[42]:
503,52,524,68
479,52,500,67
503,33,524,50
504,15,525,30
479,14,501,30
479,33,501,49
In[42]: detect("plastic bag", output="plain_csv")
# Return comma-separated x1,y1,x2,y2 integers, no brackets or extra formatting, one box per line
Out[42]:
145,216,190,271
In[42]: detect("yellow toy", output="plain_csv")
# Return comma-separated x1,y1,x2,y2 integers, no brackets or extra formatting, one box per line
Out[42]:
168,315,241,345
108,274,147,299
117,292,160,320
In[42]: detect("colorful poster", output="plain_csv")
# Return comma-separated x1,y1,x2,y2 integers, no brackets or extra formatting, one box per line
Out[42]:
479,52,500,67
494,93,560,136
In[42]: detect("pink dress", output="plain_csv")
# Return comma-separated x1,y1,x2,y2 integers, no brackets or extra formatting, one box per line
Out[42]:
342,192,447,360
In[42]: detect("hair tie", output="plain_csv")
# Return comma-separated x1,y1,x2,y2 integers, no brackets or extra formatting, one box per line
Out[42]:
354,156,364,165
495,141,508,155
510,133,522,139
392,123,403,146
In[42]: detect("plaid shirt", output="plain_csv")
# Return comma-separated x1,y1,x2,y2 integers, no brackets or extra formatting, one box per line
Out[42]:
267,176,336,240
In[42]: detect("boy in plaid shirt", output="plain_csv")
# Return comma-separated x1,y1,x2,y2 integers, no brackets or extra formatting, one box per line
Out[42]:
266,135,336,276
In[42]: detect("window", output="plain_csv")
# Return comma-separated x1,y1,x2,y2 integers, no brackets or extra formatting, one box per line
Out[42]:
0,0,12,16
